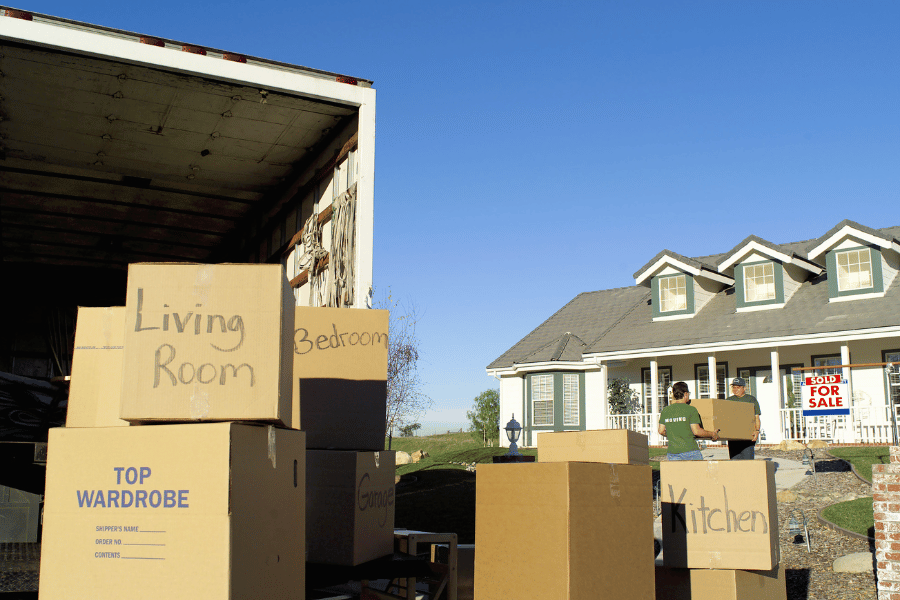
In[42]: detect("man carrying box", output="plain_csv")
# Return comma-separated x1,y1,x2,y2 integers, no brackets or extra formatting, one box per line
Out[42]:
658,382,720,461
726,377,761,460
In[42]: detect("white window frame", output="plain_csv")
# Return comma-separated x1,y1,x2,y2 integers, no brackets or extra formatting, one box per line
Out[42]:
659,275,686,313
697,364,728,399
532,374,554,426
813,355,842,376
836,248,873,292
744,262,776,302
563,373,579,426
643,367,672,411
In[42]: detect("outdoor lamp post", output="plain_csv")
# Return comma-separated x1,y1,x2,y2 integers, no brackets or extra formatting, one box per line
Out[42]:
802,447,818,485
504,414,522,456
787,509,811,553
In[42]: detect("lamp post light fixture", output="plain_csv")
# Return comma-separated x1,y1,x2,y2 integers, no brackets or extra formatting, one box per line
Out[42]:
802,447,817,485
786,509,811,553
504,414,522,456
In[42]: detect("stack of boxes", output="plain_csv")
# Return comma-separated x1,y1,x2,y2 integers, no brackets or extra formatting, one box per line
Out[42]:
657,460,786,600
473,430,655,600
38,263,395,600
296,307,395,567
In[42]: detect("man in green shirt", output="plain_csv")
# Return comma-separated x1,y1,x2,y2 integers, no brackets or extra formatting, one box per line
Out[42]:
726,377,762,460
658,381,720,460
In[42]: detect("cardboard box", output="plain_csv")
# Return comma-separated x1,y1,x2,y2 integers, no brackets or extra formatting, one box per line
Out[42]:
66,306,130,428
475,462,654,600
655,565,786,600
690,399,756,441
39,423,305,600
120,263,294,426
293,306,388,450
306,450,395,565
661,461,778,570
537,429,649,465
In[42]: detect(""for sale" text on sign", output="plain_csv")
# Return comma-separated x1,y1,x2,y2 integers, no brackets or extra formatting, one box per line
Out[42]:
800,374,850,416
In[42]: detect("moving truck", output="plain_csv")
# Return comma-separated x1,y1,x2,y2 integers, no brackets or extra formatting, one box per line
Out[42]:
0,7,376,590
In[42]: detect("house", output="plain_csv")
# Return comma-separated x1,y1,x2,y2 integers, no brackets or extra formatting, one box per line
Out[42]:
486,220,900,447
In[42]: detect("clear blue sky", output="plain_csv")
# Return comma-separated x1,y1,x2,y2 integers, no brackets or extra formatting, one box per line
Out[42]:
20,1,900,432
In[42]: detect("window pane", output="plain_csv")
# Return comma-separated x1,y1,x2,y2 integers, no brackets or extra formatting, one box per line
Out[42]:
660,275,686,312
814,356,842,376
697,366,710,398
837,249,873,291
563,374,579,426
532,374,554,426
887,352,900,406
739,369,753,396
744,263,775,302
716,365,727,399
643,368,672,410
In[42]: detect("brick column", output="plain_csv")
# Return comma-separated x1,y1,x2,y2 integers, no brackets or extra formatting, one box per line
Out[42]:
874,447,900,599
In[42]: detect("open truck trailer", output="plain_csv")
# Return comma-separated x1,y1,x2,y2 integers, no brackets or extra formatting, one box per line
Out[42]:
0,7,375,590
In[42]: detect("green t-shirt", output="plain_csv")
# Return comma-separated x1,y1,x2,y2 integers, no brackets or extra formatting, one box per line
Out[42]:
659,402,702,454
726,393,761,415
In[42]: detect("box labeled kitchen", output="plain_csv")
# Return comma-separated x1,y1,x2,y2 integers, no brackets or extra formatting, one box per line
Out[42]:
537,429,649,465
661,460,778,570
293,306,388,449
39,423,305,600
306,449,395,565
120,263,294,425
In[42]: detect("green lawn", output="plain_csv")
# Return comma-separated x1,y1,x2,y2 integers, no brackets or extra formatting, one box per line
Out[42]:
828,446,889,482
386,432,536,476
817,446,888,539
821,496,875,537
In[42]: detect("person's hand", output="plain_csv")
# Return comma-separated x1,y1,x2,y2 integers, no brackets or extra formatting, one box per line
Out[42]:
712,429,720,442
751,430,759,442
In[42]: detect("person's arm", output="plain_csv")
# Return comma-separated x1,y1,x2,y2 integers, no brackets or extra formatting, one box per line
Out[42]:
751,414,761,442
690,423,720,441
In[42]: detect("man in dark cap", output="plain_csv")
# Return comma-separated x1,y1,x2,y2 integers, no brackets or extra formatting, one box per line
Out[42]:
726,377,761,460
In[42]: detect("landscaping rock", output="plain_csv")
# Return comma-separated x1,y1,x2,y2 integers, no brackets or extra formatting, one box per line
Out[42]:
808,440,829,449
411,450,429,463
396,451,411,465
833,552,874,573
779,440,807,450
777,490,798,503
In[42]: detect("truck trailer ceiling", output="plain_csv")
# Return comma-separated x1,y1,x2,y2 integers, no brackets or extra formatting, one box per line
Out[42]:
0,10,368,269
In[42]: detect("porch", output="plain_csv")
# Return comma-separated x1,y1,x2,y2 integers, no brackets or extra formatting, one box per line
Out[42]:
607,404,898,446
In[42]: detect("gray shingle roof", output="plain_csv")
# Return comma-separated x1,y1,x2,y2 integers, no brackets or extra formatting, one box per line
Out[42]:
489,222,900,370
587,271,900,354
486,286,649,370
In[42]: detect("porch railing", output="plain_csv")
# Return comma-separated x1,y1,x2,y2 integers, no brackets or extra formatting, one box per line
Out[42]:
779,405,896,444
608,405,897,445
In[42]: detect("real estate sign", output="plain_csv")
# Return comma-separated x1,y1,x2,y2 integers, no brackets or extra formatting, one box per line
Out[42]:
800,374,850,416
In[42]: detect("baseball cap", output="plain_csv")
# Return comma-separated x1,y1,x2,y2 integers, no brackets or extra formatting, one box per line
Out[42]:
731,377,746,387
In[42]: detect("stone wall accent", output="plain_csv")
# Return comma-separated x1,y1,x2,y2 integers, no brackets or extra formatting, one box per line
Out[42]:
873,447,900,599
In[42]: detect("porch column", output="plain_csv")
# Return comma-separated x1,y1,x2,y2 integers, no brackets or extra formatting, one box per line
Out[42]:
708,355,718,399
841,344,852,391
650,360,660,445
767,350,783,444
598,363,609,429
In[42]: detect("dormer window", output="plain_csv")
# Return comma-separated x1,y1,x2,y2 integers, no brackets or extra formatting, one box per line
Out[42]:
807,220,899,302
718,235,821,311
634,249,733,321
744,262,776,302
836,248,873,291
660,274,686,312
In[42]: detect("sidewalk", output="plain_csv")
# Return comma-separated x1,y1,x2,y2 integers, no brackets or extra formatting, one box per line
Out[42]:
699,446,810,491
